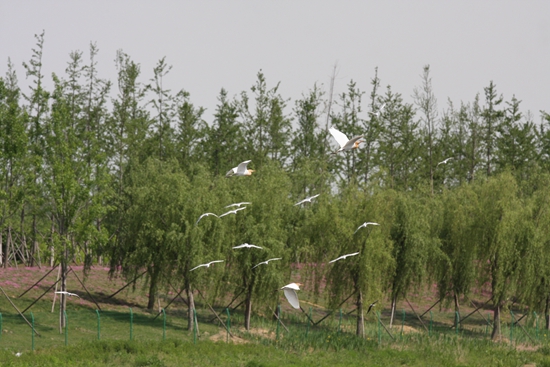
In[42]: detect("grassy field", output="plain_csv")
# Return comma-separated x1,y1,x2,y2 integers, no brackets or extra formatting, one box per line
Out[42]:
1,266,550,366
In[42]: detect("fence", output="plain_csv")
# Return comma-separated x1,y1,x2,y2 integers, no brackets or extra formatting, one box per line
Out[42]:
0,306,545,352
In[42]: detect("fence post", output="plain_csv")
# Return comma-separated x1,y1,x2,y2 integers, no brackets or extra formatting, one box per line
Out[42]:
129,307,133,341
276,304,281,341
306,307,311,338
401,309,405,341
338,309,342,334
64,311,68,346
510,310,515,344
226,308,231,343
377,311,382,346
429,311,433,336
455,311,460,336
0,312,2,343
95,309,101,340
193,308,197,345
485,312,490,338
31,312,35,351
162,308,166,341
534,312,539,341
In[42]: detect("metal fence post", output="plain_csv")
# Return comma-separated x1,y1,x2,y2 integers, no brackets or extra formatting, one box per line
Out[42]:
510,310,514,344
338,309,342,334
96,309,101,340
401,309,405,341
31,312,35,351
226,308,231,343
193,308,197,345
129,307,133,341
162,308,166,341
534,312,539,341
429,311,433,336
276,304,281,341
306,307,311,338
64,311,68,346
377,311,382,346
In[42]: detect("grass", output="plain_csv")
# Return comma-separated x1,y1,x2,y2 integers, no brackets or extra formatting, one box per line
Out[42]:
1,266,550,366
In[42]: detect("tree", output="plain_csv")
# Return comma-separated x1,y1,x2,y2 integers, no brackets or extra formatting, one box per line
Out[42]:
480,81,504,177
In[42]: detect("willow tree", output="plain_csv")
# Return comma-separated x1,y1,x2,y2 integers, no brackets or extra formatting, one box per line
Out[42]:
325,186,394,336
110,158,190,310
221,162,291,330
388,191,440,327
437,184,479,322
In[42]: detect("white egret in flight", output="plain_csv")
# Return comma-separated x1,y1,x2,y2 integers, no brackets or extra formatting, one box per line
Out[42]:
190,260,224,272
195,212,219,225
226,160,254,177
225,202,251,208
437,157,453,166
294,194,320,206
328,127,364,154
354,222,380,234
219,207,246,218
55,291,80,298
281,283,302,309
232,243,263,250
368,103,386,118
328,252,360,264
367,300,378,314
252,258,282,269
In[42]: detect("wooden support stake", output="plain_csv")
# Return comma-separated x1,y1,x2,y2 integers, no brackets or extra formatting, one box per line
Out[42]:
22,270,72,314
69,266,102,311
106,270,147,299
196,288,234,337
208,289,244,323
314,291,356,326
18,264,59,298
405,297,428,332
451,296,493,328
0,286,41,337
271,307,290,332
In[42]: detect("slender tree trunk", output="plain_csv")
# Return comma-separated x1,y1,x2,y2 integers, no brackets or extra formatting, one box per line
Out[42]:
147,266,158,310
0,228,3,267
389,295,397,328
545,294,550,330
186,285,195,331
453,292,461,327
491,304,501,340
244,290,252,331
356,290,364,337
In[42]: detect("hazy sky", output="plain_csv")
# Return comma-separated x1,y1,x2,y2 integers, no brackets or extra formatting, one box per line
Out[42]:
1,1,549,123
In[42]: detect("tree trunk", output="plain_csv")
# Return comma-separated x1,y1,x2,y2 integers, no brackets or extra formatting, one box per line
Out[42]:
59,260,67,332
453,292,461,327
146,267,158,310
545,294,550,330
244,290,252,331
186,286,195,331
356,290,364,337
491,304,501,340
389,295,397,328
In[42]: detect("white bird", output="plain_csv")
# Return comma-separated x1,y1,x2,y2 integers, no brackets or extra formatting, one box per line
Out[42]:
232,243,263,250
252,258,282,269
328,252,360,264
281,283,302,309
328,127,364,154
190,260,224,272
437,157,453,166
225,202,251,208
55,291,80,298
367,300,378,314
219,207,246,218
368,103,386,118
226,160,254,177
15,352,22,357
354,222,380,234
195,212,219,225
294,194,320,206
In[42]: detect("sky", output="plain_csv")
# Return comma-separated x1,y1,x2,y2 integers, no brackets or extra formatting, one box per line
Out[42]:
1,1,549,124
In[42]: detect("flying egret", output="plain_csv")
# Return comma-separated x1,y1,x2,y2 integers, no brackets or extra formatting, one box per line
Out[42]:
225,202,251,208
437,157,453,166
328,127,364,154
226,160,254,177
354,222,380,234
232,243,263,250
195,212,219,225
252,258,282,269
328,252,360,264
367,300,378,314
190,260,224,272
368,103,386,118
55,291,80,298
294,194,320,206
219,207,246,218
281,283,302,309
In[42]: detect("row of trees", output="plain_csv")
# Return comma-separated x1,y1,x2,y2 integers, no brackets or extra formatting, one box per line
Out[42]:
2,33,550,337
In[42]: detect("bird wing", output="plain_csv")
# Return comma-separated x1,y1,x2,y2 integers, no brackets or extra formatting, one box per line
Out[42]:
251,262,265,269
329,127,349,149
232,244,244,249
236,160,251,175
344,252,360,259
225,167,237,177
283,289,300,309
251,245,263,249
366,222,380,226
307,194,320,201
208,260,224,266
219,210,234,217
196,213,218,225
328,256,342,264
354,223,366,234
190,264,206,271
282,283,300,291
342,135,364,150
294,199,306,206
267,258,282,263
